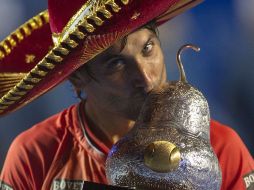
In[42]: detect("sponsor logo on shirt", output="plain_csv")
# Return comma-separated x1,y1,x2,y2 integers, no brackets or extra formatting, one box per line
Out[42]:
243,171,254,190
0,181,13,190
52,179,84,190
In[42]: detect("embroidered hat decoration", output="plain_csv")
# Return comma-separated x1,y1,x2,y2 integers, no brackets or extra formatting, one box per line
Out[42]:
0,0,203,116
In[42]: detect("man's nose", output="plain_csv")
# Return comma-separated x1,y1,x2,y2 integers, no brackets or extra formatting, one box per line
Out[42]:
131,58,154,93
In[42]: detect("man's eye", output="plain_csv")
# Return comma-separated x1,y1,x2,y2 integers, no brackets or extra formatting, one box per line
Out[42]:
142,41,154,55
107,59,125,71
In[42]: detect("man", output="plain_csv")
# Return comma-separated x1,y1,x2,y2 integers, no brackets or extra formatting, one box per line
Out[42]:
0,0,253,190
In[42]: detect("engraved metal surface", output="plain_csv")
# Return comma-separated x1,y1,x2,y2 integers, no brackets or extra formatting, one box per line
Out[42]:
106,82,222,189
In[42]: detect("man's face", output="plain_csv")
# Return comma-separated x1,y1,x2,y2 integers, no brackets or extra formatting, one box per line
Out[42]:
82,28,167,120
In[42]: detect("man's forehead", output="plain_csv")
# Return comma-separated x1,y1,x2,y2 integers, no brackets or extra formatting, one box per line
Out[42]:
87,28,157,64
92,43,121,62
104,28,156,55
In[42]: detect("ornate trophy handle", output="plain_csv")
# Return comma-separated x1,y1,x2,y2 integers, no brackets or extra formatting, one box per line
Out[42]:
177,44,200,82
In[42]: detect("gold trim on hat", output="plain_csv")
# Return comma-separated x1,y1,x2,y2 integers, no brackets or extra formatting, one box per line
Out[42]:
0,0,130,114
52,0,128,46
0,73,27,98
0,11,49,61
0,0,202,115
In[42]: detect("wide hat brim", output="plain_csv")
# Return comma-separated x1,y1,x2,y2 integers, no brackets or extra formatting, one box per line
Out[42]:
0,0,202,116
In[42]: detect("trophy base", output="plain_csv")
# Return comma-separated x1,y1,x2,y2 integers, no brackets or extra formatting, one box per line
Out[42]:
81,181,135,190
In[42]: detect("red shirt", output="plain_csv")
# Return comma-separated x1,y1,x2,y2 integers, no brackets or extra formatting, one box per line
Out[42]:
0,103,253,190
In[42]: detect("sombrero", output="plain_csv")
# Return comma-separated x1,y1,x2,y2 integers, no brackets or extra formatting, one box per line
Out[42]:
0,0,202,116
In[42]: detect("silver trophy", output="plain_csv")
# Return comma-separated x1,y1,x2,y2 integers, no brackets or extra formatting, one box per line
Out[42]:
106,44,222,190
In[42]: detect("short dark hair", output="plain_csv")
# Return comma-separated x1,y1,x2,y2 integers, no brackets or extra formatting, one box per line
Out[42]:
119,20,159,51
